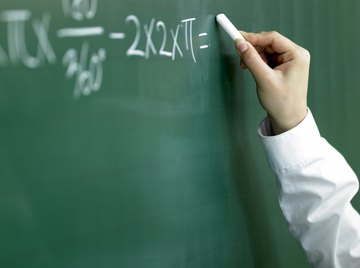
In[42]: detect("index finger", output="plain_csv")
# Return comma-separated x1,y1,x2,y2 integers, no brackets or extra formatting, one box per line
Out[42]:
241,31,298,54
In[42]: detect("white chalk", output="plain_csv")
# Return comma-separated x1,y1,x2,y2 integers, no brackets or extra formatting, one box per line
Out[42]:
216,13,244,41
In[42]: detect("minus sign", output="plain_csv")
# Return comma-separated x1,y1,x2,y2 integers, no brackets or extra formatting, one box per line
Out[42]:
199,33,208,37
200,45,209,49
109,32,126,39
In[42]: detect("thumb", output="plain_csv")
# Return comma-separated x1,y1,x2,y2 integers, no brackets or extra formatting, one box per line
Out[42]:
236,39,272,82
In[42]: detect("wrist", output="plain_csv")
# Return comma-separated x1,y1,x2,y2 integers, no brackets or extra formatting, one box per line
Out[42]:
269,109,308,135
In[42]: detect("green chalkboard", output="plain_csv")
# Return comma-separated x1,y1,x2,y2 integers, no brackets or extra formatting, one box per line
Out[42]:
1,0,360,267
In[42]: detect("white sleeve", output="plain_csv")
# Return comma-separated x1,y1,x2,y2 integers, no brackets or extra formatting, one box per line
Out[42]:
258,109,360,268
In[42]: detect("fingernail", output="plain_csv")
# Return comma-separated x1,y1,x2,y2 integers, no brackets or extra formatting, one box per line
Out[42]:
236,39,248,53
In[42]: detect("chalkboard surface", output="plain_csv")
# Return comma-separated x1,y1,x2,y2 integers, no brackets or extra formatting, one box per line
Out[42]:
1,1,360,267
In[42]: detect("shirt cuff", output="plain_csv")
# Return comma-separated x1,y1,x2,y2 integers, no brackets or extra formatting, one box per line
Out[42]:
258,109,322,171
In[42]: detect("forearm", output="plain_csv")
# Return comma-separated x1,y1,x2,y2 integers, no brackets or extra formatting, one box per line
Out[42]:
259,109,360,268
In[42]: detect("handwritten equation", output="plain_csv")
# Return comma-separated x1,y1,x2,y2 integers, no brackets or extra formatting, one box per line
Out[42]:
0,0,211,98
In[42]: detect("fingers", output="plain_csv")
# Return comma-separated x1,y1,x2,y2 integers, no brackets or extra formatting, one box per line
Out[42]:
234,31,310,134
235,31,308,85
236,31,309,72
239,45,268,69
241,31,298,55
235,39,272,82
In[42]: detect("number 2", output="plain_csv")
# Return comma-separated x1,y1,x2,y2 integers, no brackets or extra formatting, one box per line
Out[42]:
125,15,145,57
156,21,172,57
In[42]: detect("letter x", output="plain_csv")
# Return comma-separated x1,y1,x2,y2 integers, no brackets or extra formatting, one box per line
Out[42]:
171,25,183,61
33,13,57,65
144,18,157,59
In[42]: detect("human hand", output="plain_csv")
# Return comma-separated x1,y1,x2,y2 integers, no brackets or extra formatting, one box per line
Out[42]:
236,31,310,135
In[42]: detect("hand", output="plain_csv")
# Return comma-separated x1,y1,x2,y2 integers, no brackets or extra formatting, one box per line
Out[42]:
236,31,310,135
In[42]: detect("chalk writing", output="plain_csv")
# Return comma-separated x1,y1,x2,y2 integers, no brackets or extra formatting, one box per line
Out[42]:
181,18,196,62
156,21,172,57
0,1,212,98
0,10,56,68
61,0,105,97
125,15,146,57
62,0,98,21
109,32,125,40
120,15,206,62
63,42,106,98
170,24,183,61
57,26,104,38
199,33,210,50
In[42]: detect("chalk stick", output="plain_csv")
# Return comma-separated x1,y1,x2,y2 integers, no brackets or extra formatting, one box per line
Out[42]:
216,14,245,41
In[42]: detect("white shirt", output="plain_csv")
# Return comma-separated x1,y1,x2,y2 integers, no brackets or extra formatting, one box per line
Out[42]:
258,109,360,268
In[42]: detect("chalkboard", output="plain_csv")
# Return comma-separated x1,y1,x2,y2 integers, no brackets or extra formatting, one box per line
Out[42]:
1,1,360,267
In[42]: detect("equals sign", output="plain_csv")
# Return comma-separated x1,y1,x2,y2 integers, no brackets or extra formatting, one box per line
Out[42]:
199,33,209,49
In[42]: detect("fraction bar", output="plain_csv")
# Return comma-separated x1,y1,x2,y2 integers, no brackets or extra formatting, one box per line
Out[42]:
109,32,126,39
57,27,104,38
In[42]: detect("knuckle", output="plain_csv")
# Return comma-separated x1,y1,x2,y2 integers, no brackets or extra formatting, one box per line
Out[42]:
303,48,311,61
244,51,258,63
297,47,311,63
269,30,280,37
